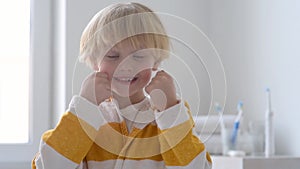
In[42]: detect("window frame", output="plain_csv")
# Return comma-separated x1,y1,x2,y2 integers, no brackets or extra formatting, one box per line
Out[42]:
0,0,51,167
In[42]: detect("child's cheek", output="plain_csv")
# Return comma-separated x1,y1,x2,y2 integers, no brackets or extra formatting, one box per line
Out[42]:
99,63,114,80
141,70,152,83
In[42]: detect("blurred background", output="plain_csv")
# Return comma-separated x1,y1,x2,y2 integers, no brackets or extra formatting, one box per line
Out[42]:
0,0,299,168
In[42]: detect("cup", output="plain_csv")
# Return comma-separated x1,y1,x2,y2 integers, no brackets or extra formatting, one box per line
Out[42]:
221,127,253,156
221,128,236,155
248,120,265,156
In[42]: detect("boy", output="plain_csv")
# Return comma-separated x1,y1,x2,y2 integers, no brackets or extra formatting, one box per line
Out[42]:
32,2,212,169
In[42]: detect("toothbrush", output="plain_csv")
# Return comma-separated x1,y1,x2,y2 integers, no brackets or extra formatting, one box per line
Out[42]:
231,101,243,146
265,88,275,157
215,103,225,131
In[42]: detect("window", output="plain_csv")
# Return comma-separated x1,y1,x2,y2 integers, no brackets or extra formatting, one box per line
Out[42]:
0,0,51,167
0,0,30,144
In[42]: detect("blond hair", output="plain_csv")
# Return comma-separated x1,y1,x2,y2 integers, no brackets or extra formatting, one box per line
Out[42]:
79,2,170,68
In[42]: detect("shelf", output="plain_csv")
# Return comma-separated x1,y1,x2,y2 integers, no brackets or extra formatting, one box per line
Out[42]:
212,156,300,169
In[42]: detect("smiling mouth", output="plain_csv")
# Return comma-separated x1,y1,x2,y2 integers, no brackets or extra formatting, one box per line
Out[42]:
113,76,138,83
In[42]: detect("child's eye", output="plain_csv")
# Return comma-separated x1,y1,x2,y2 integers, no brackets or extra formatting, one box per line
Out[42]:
106,55,119,59
132,55,146,60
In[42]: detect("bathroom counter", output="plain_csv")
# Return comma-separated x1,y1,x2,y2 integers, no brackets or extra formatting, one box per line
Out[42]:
211,156,300,169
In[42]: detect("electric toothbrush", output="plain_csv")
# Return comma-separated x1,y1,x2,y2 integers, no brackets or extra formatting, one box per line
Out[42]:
265,88,275,157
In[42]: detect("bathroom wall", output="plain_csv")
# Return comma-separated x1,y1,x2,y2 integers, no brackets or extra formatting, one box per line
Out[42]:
207,0,300,155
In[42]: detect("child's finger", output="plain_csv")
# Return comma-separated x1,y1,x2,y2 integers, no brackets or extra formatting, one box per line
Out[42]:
145,82,153,94
95,71,109,79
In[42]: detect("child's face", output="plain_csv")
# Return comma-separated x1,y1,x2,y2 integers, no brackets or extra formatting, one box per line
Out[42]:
97,40,157,98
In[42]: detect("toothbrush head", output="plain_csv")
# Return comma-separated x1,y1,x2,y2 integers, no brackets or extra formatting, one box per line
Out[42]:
214,103,222,113
238,101,243,109
266,88,270,93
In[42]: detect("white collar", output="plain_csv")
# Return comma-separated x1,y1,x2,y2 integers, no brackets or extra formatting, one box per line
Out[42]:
119,97,155,124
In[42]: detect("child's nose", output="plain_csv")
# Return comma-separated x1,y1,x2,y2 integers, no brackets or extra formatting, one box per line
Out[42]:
118,57,134,72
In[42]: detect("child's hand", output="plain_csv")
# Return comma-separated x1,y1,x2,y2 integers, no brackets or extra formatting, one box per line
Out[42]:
145,70,178,111
79,72,111,105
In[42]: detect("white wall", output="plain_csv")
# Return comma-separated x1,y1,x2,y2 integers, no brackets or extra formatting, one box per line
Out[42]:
207,0,300,155
57,0,300,156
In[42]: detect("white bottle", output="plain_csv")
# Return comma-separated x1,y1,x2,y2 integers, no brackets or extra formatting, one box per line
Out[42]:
265,88,275,157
